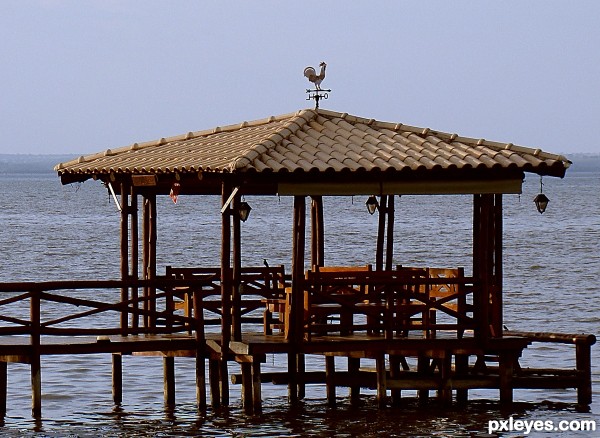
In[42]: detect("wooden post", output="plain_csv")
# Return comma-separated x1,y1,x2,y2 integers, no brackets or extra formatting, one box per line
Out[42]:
142,195,150,329
164,357,175,406
576,341,592,405
376,353,387,408
232,194,242,342
252,359,262,414
438,354,452,404
120,183,129,334
389,355,401,406
112,353,123,405
130,187,139,331
455,354,469,404
325,355,336,406
498,351,515,406
417,356,429,405
208,358,221,408
310,196,324,267
385,195,395,271
348,357,361,405
241,360,253,414
491,194,503,337
375,195,387,271
220,182,232,407
288,195,306,404
148,194,157,328
30,291,41,417
0,361,6,417
193,288,207,411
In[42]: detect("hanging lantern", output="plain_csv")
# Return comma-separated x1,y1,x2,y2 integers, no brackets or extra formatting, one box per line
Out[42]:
238,201,252,222
533,176,549,214
533,193,549,214
365,196,379,215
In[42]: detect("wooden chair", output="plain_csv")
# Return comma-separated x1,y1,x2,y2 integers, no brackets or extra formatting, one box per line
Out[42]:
304,265,372,338
426,267,467,338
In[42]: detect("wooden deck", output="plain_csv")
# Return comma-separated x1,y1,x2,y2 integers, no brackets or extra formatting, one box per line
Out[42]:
0,277,595,417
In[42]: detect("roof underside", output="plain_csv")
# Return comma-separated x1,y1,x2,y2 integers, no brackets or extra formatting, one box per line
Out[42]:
55,109,571,195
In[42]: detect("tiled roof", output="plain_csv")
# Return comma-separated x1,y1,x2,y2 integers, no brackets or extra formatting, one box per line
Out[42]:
55,109,570,179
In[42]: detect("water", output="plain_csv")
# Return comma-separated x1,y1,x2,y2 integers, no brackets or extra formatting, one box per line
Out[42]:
0,158,598,436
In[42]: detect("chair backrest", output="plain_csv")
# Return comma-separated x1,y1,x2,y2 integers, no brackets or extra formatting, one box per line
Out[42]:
428,267,464,299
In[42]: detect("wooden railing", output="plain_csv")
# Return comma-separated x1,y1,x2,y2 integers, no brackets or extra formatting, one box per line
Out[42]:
0,279,208,338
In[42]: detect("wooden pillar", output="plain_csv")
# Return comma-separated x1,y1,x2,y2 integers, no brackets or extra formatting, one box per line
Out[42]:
241,360,253,414
576,341,592,405
389,355,401,406
385,195,395,271
498,351,515,406
232,194,242,341
30,291,41,417
163,357,175,406
130,187,139,331
375,195,387,271
325,355,336,406
142,195,150,329
348,357,361,405
220,182,232,407
149,194,157,327
120,183,129,334
491,194,503,337
112,353,122,404
288,195,306,404
208,358,221,408
455,354,469,404
376,353,387,408
194,289,207,411
473,194,493,340
141,194,157,329
0,361,6,417
252,359,262,414
310,196,324,268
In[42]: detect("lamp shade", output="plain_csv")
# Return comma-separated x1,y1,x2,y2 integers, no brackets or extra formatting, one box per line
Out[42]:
533,193,549,214
238,201,252,222
365,196,379,215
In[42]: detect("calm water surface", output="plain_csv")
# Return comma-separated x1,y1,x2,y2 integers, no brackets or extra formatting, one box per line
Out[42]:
0,163,598,437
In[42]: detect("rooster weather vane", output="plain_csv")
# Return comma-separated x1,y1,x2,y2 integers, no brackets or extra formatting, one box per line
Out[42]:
304,61,330,109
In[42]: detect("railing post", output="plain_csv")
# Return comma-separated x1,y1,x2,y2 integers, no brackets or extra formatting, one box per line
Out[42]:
576,340,592,406
30,291,42,417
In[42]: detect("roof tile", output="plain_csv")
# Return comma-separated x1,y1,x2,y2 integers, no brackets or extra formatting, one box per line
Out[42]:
55,108,571,180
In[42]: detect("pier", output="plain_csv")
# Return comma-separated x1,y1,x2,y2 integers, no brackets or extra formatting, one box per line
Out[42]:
0,108,590,418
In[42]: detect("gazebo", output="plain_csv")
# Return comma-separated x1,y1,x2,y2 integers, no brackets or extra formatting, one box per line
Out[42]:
54,108,587,412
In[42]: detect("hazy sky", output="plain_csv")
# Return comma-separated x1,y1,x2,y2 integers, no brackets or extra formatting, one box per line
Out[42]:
1,1,599,156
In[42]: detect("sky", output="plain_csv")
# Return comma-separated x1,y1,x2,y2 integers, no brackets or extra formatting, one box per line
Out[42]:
1,1,599,156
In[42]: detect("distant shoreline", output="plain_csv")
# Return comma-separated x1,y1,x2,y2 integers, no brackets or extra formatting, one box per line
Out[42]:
1,153,598,174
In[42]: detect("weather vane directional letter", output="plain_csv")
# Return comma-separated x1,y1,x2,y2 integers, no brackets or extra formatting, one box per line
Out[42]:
304,61,331,109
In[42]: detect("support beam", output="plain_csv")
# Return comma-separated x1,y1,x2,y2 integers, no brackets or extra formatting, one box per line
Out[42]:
120,183,129,334
232,194,242,341
164,357,175,406
112,353,123,405
130,187,139,331
385,195,395,271
375,195,387,271
220,182,232,406
0,361,6,417
310,196,325,268
30,293,41,418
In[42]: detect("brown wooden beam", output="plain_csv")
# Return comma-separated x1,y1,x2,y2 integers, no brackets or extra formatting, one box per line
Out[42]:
220,181,232,406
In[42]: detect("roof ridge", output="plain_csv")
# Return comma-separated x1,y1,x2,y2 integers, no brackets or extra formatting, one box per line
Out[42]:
229,109,317,171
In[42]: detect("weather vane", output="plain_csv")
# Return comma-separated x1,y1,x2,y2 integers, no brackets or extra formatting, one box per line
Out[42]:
304,61,331,109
